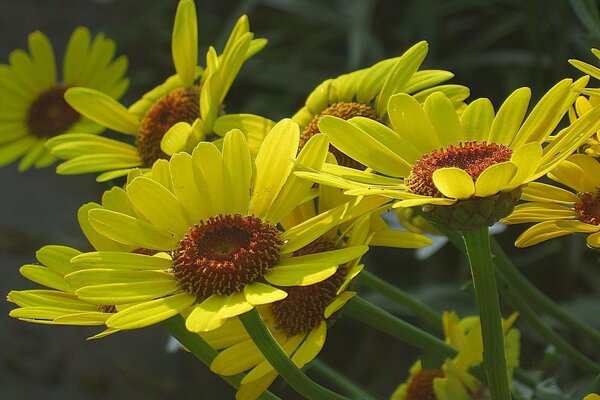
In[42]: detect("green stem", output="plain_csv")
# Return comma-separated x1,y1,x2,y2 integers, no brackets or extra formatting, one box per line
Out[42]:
498,275,600,373
461,227,511,400
309,359,377,400
358,270,443,332
344,296,456,360
491,238,600,346
161,315,281,400
239,309,351,400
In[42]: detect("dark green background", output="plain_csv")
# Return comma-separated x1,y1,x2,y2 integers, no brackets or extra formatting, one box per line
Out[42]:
1,1,599,399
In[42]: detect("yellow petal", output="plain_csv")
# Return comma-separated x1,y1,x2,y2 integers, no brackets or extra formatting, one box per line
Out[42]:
222,130,252,215
243,282,287,306
185,295,228,332
548,161,595,193
521,182,579,204
432,168,475,199
505,142,542,190
461,98,494,142
249,119,299,218
64,87,139,134
487,87,530,146
264,264,337,286
106,293,195,329
424,92,463,146
172,0,198,87
324,291,356,318
474,161,518,197
369,230,433,248
217,291,254,319
514,221,570,247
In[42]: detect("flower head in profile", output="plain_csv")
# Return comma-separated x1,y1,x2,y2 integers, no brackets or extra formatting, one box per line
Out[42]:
46,0,267,182
291,41,469,169
298,78,600,230
7,245,121,339
502,154,600,248
62,120,376,334
0,27,128,171
391,312,520,400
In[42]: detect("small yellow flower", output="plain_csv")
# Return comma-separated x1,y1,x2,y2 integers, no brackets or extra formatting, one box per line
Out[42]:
584,394,600,400
297,78,600,229
46,0,267,182
391,312,520,400
502,153,600,248
291,41,469,169
0,27,128,171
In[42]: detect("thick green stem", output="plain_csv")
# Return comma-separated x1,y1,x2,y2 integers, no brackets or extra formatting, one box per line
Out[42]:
344,296,456,359
491,238,600,346
499,275,600,373
309,359,377,400
358,270,443,332
239,309,350,400
161,315,281,400
461,227,511,400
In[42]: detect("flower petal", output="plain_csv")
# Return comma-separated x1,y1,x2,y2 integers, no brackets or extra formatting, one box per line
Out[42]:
474,161,518,197
264,264,337,286
172,0,198,87
388,93,441,155
185,295,228,332
432,167,475,199
243,282,287,306
521,182,579,204
424,92,463,146
461,98,494,142
514,221,570,247
106,293,195,330
548,161,595,193
505,142,542,189
487,87,530,146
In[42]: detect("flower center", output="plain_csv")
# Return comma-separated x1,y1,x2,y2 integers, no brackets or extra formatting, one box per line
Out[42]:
172,214,281,300
136,85,200,166
575,190,600,225
270,238,346,336
406,141,513,198
98,305,117,313
405,369,444,400
300,102,379,169
26,85,80,138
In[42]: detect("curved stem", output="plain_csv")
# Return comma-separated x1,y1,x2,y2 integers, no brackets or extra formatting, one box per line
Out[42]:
239,309,351,400
358,270,443,332
461,227,511,400
161,315,281,400
498,274,600,373
309,359,377,400
344,296,456,360
491,238,600,346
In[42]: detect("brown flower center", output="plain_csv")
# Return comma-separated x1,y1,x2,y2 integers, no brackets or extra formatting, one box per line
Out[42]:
26,85,79,138
271,238,346,336
98,305,117,313
405,369,444,400
136,85,200,166
406,141,512,198
300,102,379,169
172,214,281,300
575,190,600,225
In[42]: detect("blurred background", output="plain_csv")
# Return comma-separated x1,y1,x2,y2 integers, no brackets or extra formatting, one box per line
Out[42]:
1,0,599,399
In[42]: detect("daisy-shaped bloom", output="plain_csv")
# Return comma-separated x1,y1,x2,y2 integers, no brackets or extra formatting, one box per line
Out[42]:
0,27,128,171
205,215,372,400
63,120,374,335
291,41,469,169
46,0,266,182
391,312,520,400
7,245,123,339
298,78,600,229
502,154,600,248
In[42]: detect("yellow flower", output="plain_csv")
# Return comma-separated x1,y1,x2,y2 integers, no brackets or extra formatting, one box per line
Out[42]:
0,27,128,171
291,41,469,169
584,394,600,400
297,78,600,224
502,153,600,248
46,0,267,182
391,312,520,400
62,120,379,334
7,245,121,339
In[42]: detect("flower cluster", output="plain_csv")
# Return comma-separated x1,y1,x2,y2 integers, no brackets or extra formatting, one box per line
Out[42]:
4,1,600,400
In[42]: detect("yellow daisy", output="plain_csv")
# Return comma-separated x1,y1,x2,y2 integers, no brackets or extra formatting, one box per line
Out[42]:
584,394,600,400
62,120,377,335
502,153,600,248
6,245,122,339
391,312,520,400
297,77,600,229
46,0,267,182
292,41,469,169
0,27,129,171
